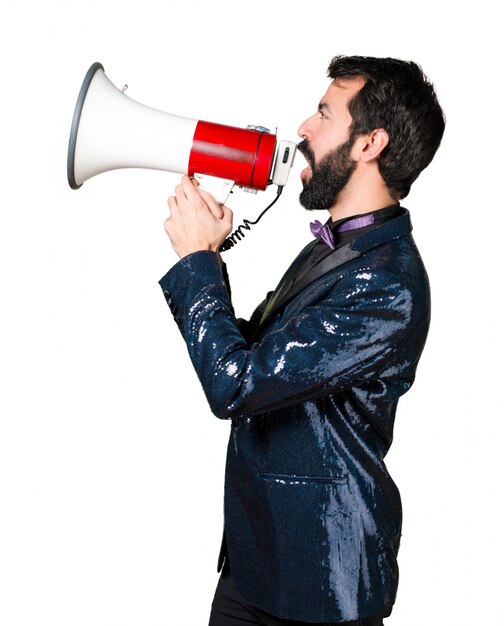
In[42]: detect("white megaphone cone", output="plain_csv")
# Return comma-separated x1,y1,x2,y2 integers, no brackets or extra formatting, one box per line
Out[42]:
67,63,297,204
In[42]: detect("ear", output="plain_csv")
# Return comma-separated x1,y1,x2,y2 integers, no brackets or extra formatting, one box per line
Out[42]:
353,128,389,162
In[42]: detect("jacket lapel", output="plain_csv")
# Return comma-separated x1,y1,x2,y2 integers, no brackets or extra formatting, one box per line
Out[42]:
258,210,413,328
258,241,317,324
260,243,360,326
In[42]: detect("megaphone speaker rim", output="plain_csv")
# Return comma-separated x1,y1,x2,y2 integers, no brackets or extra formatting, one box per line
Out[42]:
67,62,104,190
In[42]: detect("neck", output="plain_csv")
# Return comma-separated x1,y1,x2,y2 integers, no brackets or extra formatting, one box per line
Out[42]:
327,168,396,222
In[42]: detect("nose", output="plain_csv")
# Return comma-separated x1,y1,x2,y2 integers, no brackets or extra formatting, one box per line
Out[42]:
297,114,314,140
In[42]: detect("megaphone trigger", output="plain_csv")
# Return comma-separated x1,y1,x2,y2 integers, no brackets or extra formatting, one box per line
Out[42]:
192,174,235,205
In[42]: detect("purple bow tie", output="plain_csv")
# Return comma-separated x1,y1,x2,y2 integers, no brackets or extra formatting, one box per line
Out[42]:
310,220,336,249
310,214,375,249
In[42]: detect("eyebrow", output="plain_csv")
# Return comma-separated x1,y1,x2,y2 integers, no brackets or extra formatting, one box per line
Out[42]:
318,102,331,114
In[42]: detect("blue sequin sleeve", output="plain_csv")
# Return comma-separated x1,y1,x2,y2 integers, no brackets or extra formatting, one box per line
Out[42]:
159,249,424,421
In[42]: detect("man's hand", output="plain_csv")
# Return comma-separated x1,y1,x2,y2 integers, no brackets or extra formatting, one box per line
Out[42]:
164,176,233,259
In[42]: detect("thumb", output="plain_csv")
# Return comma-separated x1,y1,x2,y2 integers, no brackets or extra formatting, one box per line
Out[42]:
221,205,234,225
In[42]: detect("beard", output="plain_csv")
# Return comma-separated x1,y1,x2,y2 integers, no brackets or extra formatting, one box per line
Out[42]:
298,138,357,211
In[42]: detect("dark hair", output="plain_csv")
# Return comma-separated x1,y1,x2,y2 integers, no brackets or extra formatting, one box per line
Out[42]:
327,55,445,199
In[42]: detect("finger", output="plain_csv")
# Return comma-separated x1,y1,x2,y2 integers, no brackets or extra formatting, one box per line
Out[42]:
197,188,224,219
221,205,234,222
163,216,172,236
174,183,186,202
167,196,178,213
190,177,200,188
181,175,199,199
183,177,223,218
221,206,234,232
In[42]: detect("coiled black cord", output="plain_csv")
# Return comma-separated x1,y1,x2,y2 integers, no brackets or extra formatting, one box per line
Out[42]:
219,186,283,252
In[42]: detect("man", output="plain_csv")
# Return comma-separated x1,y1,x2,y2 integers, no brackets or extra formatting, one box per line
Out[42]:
160,55,444,625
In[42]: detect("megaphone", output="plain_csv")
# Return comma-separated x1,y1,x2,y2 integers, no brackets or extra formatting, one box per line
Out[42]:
67,63,297,204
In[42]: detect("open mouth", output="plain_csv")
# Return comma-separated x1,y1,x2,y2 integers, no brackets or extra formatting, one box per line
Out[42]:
297,140,315,180
301,164,312,180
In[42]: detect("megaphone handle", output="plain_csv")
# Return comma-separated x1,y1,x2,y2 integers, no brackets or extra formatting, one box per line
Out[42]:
193,174,235,204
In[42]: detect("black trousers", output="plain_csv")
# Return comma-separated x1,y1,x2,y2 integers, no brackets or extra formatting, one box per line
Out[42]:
209,563,385,626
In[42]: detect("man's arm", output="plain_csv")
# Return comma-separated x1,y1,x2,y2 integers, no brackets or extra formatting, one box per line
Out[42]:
162,175,272,344
160,249,418,420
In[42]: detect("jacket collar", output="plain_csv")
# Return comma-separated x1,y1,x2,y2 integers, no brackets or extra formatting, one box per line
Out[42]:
259,210,412,327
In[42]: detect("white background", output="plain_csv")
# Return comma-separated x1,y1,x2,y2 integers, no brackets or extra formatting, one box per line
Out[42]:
0,1,502,624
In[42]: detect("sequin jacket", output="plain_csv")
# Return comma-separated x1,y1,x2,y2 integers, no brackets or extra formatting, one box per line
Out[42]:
159,210,430,622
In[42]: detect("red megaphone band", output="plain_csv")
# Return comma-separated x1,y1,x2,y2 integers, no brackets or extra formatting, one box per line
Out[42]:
188,121,277,190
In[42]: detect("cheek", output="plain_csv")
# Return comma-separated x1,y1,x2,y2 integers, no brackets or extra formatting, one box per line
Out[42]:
312,139,332,165
316,126,342,156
